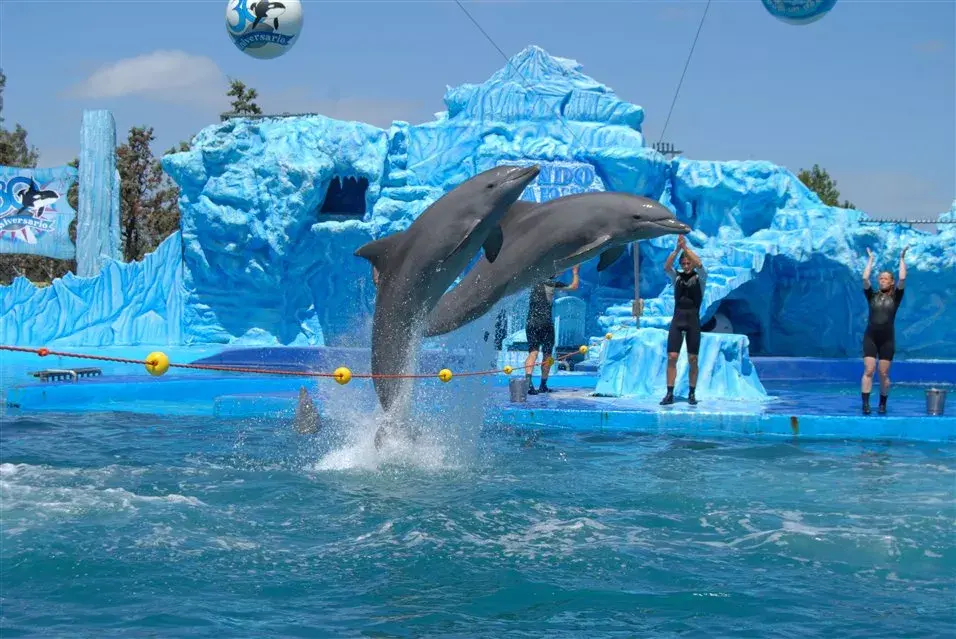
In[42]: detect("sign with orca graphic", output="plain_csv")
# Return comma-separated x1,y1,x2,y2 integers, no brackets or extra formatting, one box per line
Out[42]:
225,0,304,60
494,159,606,203
0,165,77,259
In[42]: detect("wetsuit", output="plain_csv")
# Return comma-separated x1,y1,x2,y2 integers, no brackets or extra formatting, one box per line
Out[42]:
666,266,707,355
862,285,904,361
525,277,569,354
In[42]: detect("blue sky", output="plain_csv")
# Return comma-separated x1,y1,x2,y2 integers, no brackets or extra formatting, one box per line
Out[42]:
1,0,953,219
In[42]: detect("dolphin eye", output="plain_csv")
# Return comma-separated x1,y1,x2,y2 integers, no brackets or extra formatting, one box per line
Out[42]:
486,183,496,189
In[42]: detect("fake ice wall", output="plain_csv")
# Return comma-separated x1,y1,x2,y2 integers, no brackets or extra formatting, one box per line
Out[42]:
1,45,952,357
0,233,182,346
598,160,956,359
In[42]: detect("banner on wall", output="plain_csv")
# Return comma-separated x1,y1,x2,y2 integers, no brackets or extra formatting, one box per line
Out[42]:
0,165,78,259
495,158,607,203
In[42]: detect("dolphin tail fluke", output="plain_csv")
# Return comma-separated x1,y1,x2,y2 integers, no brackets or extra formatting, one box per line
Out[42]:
597,245,627,271
355,232,404,273
483,225,504,263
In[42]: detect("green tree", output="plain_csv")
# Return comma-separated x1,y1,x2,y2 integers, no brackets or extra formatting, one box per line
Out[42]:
797,164,856,209
116,126,181,261
0,69,39,169
227,79,262,115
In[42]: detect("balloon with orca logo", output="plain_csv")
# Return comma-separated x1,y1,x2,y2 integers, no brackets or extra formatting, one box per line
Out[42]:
225,0,303,59
761,0,838,25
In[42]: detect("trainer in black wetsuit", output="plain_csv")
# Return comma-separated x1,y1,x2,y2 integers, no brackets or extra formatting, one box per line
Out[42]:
860,246,908,415
660,236,707,406
524,265,579,395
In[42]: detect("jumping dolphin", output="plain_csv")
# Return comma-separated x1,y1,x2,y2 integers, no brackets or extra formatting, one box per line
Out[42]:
250,1,285,29
13,181,59,217
423,191,691,337
354,164,541,440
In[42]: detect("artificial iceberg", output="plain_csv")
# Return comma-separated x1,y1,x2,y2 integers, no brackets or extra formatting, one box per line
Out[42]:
0,45,952,373
593,329,768,401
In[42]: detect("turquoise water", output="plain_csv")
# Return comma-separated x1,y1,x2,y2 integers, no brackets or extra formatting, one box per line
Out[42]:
2,410,954,637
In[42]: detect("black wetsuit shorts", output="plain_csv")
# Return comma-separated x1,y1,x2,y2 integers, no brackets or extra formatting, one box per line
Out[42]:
526,322,555,354
863,329,895,361
667,310,701,356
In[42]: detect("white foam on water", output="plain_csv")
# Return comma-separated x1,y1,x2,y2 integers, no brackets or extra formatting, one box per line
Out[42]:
311,309,500,473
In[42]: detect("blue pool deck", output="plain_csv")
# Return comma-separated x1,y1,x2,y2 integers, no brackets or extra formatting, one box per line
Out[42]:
1,347,954,444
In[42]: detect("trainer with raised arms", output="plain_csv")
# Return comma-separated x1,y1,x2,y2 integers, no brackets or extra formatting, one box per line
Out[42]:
660,235,706,406
861,246,907,415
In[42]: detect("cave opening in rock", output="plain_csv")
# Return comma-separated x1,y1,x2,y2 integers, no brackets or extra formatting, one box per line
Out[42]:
319,176,369,216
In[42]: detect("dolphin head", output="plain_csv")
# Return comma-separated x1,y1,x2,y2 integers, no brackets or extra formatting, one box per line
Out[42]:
453,164,541,219
617,197,691,241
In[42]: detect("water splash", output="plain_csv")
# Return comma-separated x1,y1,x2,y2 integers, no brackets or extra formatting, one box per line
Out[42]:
311,310,500,473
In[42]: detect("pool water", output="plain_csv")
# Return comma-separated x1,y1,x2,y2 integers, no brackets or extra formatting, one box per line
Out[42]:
2,411,953,637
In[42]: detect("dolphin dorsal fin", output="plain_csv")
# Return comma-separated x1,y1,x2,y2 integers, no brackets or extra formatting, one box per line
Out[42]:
354,232,404,272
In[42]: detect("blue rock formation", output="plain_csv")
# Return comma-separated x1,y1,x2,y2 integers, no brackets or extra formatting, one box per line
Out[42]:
594,328,768,401
0,233,182,346
76,110,121,277
1,45,953,365
597,162,956,359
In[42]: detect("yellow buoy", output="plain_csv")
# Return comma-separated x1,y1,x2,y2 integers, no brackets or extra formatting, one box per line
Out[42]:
605,333,613,340
145,351,170,376
579,345,589,355
333,367,352,385
503,365,513,375
438,368,453,382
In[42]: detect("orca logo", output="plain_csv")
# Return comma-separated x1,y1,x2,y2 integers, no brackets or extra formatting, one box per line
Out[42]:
225,0,304,60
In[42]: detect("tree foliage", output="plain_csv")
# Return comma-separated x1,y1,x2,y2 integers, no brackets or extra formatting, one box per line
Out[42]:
797,164,856,209
227,79,262,115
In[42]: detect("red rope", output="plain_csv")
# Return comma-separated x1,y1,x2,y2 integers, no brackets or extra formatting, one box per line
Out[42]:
0,343,587,381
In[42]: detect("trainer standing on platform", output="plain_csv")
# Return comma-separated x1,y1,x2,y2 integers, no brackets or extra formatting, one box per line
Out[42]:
660,235,706,406
861,246,907,415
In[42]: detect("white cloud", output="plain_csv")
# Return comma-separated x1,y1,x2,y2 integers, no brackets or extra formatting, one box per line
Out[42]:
69,50,227,108
66,50,427,126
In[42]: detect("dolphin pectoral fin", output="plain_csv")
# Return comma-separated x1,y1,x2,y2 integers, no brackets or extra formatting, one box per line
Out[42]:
273,18,279,29
596,245,626,272
354,232,404,272
566,235,613,263
444,219,483,264
482,225,504,263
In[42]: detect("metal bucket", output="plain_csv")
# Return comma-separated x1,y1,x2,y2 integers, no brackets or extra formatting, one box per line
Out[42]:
509,377,529,403
925,388,947,416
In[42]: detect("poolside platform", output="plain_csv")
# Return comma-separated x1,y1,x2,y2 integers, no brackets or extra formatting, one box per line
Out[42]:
1,347,953,443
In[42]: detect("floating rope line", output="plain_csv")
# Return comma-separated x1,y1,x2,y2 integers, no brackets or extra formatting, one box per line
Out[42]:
0,343,597,386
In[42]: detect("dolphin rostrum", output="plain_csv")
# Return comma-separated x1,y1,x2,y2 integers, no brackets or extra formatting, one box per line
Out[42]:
423,191,691,337
354,164,541,439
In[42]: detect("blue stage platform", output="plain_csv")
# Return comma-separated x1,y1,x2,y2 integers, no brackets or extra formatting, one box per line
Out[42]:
2,347,953,443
